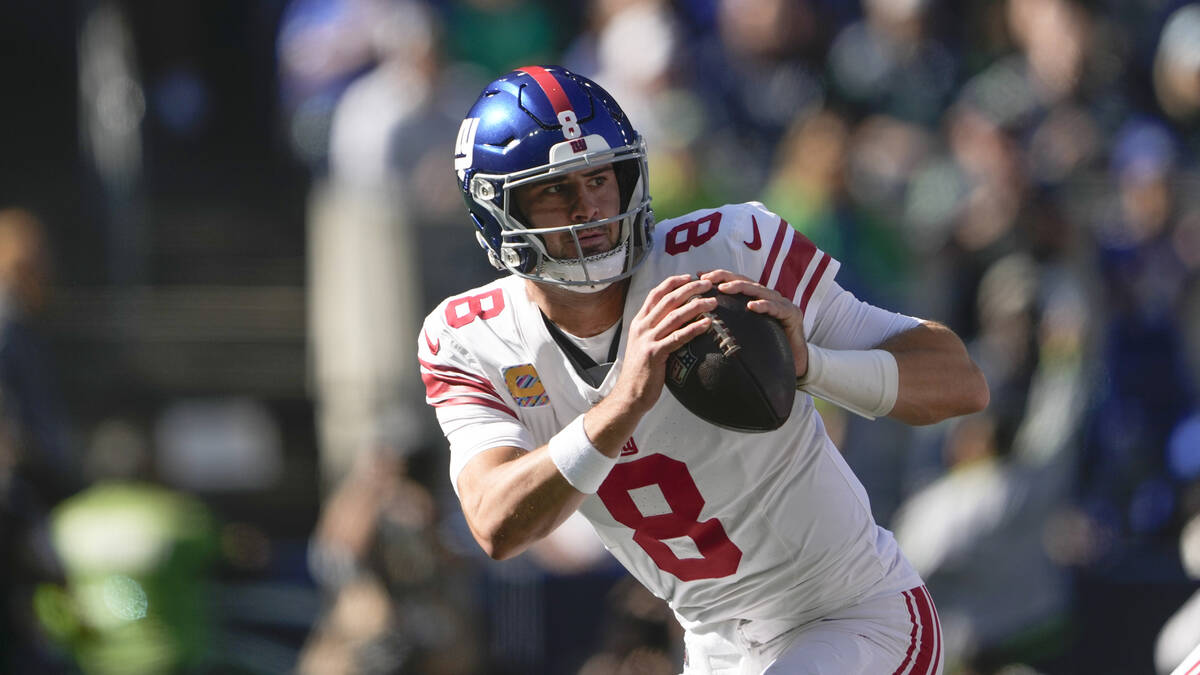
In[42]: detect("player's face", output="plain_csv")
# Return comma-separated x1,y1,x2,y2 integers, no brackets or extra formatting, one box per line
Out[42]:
512,164,621,259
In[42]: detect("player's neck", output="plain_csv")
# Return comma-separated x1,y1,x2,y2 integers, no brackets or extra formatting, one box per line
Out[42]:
526,278,628,337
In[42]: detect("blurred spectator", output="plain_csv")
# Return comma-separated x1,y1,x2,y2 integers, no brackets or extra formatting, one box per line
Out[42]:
827,0,961,127
301,0,460,489
1081,118,1193,547
277,0,385,168
0,209,78,500
686,0,833,199
576,578,684,675
764,109,917,309
1154,3,1200,125
299,449,481,674
0,208,80,672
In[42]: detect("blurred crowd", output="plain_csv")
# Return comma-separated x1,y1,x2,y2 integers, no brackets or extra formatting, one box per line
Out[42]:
4,0,1200,673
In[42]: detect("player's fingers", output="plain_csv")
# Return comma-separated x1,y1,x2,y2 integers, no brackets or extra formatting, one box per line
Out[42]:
746,297,797,321
644,277,712,326
658,314,712,353
643,273,698,308
713,278,785,304
699,269,753,285
653,295,716,339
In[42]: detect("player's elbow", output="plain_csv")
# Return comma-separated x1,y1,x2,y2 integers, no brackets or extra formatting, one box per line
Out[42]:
897,361,989,426
469,515,532,561
477,534,518,561
963,364,990,414
932,362,990,423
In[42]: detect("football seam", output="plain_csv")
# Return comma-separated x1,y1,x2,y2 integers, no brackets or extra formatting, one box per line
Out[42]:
704,311,741,357
705,310,788,430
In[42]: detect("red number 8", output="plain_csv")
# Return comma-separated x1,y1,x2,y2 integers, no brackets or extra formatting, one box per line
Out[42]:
665,212,721,255
597,454,742,581
444,288,506,328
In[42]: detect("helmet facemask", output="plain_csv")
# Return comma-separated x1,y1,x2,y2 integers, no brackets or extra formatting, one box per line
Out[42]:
470,139,653,292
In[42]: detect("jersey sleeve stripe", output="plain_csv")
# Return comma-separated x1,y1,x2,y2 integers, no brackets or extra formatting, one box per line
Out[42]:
423,374,516,417
418,357,494,390
756,216,791,286
421,370,497,396
419,357,511,412
772,229,818,301
798,252,832,312
429,395,518,419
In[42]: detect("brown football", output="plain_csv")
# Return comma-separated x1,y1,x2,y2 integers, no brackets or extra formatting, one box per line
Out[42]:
664,289,795,432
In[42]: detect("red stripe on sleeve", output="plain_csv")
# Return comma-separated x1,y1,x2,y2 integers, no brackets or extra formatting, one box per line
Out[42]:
517,66,572,115
757,217,791,286
422,371,494,397
429,395,517,419
772,230,817,301
418,357,506,405
798,252,832,313
418,357,494,389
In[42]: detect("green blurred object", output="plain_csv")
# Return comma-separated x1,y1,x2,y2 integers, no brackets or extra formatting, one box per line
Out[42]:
445,1,558,73
34,482,217,675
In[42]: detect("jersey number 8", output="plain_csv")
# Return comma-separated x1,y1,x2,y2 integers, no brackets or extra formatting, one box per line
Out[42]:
597,454,742,581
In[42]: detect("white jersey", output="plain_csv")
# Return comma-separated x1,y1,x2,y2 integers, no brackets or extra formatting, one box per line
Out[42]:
418,202,921,639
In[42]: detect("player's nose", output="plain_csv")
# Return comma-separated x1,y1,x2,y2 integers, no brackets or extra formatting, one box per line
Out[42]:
570,184,600,223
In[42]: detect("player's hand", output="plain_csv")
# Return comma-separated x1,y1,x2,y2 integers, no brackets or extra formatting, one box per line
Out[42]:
615,274,716,414
700,270,810,379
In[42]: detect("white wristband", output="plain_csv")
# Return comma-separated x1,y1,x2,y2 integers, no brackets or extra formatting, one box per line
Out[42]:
797,344,898,420
547,415,617,494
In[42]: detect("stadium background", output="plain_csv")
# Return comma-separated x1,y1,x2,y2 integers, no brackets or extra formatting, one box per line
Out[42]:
1,0,1200,673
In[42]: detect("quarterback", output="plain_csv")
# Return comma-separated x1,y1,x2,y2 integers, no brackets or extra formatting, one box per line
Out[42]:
418,66,988,674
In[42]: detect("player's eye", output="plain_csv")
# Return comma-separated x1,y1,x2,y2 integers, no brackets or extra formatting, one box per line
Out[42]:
540,183,572,200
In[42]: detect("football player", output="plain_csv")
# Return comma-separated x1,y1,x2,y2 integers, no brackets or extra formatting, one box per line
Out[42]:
419,65,988,674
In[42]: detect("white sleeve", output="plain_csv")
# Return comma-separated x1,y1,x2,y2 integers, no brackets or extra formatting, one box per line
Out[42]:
807,282,922,350
437,403,535,497
418,304,535,496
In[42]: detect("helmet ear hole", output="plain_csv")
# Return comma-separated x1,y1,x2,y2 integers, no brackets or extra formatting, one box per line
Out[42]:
613,158,641,210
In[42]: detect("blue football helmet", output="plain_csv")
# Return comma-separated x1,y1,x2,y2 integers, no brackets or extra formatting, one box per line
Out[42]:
454,65,653,291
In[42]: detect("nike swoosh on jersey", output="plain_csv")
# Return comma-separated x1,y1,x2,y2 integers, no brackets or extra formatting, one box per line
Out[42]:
424,329,440,355
744,215,762,250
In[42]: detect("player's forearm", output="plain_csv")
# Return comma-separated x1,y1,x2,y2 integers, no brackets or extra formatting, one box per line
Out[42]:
882,322,989,425
584,384,652,455
462,448,588,560
462,398,646,560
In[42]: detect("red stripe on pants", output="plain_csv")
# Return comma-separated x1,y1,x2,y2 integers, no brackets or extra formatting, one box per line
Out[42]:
892,586,941,675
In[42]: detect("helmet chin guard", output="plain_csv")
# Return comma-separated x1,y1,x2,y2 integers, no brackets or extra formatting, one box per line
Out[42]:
537,240,631,293
455,66,654,289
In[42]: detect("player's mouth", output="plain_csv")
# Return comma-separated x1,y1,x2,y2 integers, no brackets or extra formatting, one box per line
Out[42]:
575,226,614,255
